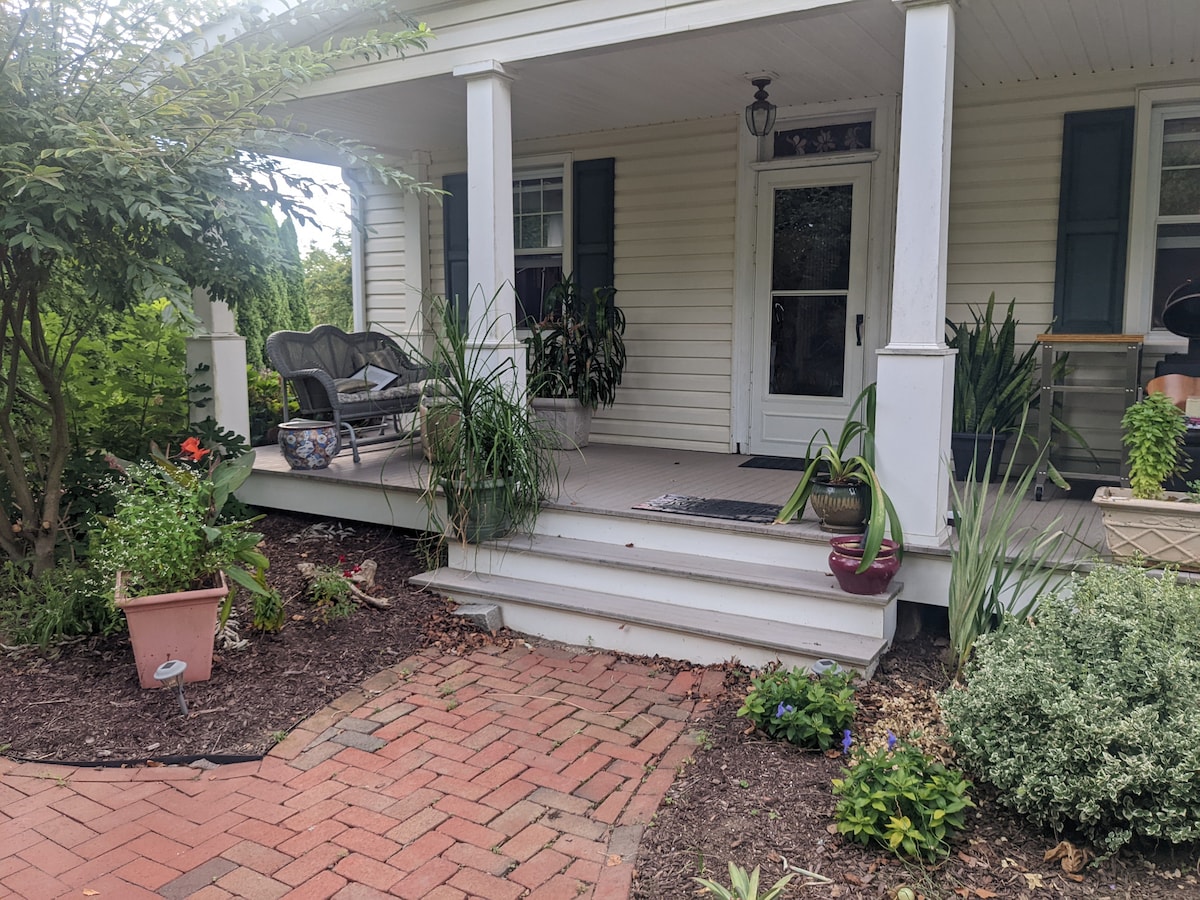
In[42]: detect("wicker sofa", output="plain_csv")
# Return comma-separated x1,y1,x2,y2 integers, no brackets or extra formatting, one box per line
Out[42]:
265,325,428,462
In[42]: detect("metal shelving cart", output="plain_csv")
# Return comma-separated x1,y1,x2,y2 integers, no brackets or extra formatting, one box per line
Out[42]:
1033,333,1144,500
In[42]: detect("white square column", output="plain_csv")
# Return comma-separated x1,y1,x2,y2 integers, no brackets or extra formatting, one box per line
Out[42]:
876,0,958,548
186,287,250,442
455,60,523,395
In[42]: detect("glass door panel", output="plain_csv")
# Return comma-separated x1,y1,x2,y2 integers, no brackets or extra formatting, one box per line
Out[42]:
750,165,870,456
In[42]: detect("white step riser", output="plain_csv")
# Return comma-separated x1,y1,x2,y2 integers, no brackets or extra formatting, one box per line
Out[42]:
534,509,836,571
442,586,879,677
448,545,892,639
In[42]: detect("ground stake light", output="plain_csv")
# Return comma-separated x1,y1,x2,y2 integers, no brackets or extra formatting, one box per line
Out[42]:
154,659,189,716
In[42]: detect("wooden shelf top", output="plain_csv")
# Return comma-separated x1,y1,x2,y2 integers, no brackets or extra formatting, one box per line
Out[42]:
1035,333,1144,344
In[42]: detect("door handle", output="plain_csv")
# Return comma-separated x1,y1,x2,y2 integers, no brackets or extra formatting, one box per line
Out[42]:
855,314,864,347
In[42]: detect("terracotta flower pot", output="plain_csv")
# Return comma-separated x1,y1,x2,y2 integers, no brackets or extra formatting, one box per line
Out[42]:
115,571,228,689
828,536,901,595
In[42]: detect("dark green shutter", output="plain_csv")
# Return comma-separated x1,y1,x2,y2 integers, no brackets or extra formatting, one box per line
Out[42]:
1052,108,1135,334
573,158,616,301
442,172,468,328
445,160,615,316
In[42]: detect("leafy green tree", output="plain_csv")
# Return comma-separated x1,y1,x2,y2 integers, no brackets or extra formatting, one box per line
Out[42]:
303,235,354,331
0,0,432,574
279,218,311,333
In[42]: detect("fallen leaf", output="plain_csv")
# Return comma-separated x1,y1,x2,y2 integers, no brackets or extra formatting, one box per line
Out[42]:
1065,874,1085,883
1044,840,1093,874
844,873,863,885
1023,873,1044,890
83,891,99,897
826,823,839,834
606,854,622,867
974,890,998,898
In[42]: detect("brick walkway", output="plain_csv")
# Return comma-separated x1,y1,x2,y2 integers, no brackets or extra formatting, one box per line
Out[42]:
0,644,722,899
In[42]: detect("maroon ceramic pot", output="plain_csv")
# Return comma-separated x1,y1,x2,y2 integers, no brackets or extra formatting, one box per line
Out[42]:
828,536,901,595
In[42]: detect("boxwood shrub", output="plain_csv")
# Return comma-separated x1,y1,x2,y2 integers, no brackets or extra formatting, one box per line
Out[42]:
940,565,1200,852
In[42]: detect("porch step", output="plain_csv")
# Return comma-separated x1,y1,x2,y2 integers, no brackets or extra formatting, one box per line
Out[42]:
535,506,837,571
453,534,898,639
410,568,888,676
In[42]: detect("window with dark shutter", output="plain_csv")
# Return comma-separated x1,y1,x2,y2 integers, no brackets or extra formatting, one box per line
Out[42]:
441,158,615,325
1052,108,1135,334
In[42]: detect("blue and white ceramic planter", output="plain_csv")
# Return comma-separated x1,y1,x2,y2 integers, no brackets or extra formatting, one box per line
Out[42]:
278,420,339,469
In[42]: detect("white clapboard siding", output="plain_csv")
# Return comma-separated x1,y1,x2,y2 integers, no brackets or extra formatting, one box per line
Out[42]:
425,116,738,453
945,65,1200,471
358,179,423,339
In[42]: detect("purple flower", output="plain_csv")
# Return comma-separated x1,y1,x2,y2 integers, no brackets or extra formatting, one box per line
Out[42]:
842,729,853,755
775,702,795,717
887,731,897,751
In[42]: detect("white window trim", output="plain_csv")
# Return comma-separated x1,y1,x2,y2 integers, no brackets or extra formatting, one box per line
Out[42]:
1126,87,1200,351
513,153,572,271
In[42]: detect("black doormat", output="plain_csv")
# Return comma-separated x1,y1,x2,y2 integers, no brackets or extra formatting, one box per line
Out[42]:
632,493,782,523
738,456,808,471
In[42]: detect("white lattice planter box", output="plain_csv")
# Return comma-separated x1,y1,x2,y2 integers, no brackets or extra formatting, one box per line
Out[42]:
1092,486,1200,570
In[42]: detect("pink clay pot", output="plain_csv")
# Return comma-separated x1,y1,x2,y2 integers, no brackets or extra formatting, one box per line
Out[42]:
115,571,227,689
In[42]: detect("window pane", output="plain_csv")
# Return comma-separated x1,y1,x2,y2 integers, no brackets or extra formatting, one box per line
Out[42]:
1151,223,1200,327
769,294,847,397
518,216,543,249
515,258,563,326
772,185,853,292
545,213,563,249
543,187,563,213
1159,169,1200,216
774,121,872,158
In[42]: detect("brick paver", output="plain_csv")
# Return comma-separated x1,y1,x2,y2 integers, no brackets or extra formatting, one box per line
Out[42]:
0,645,703,898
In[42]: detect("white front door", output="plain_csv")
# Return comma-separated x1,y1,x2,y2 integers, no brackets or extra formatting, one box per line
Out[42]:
749,164,872,456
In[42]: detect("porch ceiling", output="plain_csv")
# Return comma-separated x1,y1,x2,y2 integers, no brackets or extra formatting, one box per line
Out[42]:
284,0,1197,162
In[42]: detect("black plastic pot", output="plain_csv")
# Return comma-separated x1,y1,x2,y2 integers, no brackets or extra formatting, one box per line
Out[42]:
951,432,1009,482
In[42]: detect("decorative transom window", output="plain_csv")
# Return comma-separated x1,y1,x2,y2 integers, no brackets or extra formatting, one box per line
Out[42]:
1149,106,1200,328
513,168,566,325
772,118,873,160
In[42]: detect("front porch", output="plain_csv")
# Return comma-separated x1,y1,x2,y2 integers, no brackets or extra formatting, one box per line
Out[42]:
240,440,1106,675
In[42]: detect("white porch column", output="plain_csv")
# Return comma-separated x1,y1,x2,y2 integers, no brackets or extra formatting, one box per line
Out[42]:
454,60,523,395
876,0,957,548
186,287,250,442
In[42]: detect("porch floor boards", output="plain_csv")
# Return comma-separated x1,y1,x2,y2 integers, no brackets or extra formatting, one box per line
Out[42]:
249,438,1107,561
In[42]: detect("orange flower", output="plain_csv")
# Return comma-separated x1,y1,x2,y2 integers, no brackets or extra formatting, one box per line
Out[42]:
179,436,211,462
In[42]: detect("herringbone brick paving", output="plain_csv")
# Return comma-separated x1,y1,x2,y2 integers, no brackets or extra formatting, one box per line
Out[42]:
0,644,712,899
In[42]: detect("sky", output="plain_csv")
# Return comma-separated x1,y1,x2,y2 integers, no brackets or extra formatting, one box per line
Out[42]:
272,158,351,253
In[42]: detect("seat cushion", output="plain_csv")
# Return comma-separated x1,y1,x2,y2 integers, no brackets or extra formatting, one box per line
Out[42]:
336,380,427,405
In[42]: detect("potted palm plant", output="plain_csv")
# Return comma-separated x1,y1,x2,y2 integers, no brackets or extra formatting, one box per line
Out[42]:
773,383,903,581
1093,390,1200,567
526,278,626,448
92,439,275,688
416,299,557,544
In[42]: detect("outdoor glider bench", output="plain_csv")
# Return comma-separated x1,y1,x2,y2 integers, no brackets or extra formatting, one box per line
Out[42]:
265,325,428,462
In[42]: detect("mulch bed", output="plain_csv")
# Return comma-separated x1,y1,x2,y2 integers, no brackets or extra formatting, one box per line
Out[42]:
632,632,1200,900
0,512,487,764
2,511,1198,898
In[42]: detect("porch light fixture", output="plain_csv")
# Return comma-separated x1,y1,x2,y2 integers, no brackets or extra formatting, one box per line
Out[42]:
744,77,777,137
